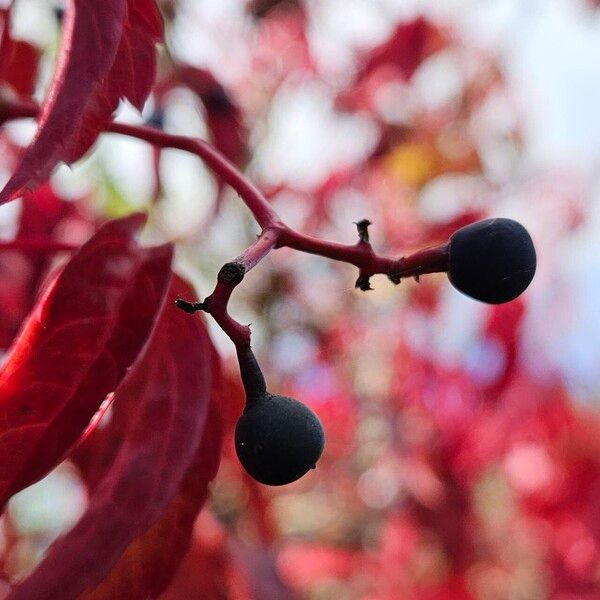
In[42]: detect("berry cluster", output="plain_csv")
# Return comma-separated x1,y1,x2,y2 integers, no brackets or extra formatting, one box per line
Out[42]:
0,15,538,491
178,216,536,486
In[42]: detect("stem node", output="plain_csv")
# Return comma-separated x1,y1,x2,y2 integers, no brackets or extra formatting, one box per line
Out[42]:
355,273,373,291
355,219,372,244
218,261,246,285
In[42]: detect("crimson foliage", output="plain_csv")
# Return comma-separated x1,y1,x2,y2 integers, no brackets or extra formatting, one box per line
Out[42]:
0,1,589,599
0,2,230,595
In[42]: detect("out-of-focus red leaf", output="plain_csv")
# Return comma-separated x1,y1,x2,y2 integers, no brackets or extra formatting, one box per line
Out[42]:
17,183,78,241
114,0,163,110
154,66,247,221
0,0,163,204
0,184,89,349
253,6,314,78
241,473,277,544
17,184,83,294
278,543,361,592
361,18,441,83
0,12,40,97
173,67,246,166
480,299,525,397
337,18,445,113
161,510,253,600
0,251,31,349
11,278,220,600
0,214,172,507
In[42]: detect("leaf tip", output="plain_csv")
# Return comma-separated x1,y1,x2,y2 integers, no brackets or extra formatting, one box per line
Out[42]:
101,212,148,238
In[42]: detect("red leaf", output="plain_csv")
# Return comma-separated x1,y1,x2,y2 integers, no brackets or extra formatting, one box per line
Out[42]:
11,279,220,600
17,183,83,295
0,0,163,204
480,299,526,397
361,17,440,82
3,40,39,97
81,407,222,600
161,510,253,600
0,251,31,349
336,17,445,112
154,66,247,221
0,11,40,98
0,184,89,349
115,0,163,110
0,214,173,507
72,282,223,492
173,67,246,166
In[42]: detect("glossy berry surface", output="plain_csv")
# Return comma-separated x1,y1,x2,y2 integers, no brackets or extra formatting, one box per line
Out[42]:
448,218,536,304
235,393,325,486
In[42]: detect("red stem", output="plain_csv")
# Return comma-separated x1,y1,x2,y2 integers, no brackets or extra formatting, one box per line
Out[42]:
108,122,281,231
202,279,251,348
235,226,279,271
0,99,449,279
390,244,450,279
278,226,396,275
0,99,280,230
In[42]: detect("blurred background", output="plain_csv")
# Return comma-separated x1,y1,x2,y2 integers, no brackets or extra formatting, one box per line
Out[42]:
2,0,600,598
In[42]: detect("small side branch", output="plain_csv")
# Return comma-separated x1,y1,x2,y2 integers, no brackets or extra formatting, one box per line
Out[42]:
355,219,371,243
355,219,373,291
174,298,204,314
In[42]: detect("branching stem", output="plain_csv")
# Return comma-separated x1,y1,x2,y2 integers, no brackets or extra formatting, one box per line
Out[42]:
0,98,450,348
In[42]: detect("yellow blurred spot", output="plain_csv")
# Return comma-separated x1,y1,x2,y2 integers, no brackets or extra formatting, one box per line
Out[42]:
384,142,438,187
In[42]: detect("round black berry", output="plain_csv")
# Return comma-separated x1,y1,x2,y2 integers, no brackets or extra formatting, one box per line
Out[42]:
447,218,536,304
235,393,325,486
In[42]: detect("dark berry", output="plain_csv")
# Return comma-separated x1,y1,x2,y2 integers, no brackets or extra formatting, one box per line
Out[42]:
235,393,325,486
448,218,536,304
